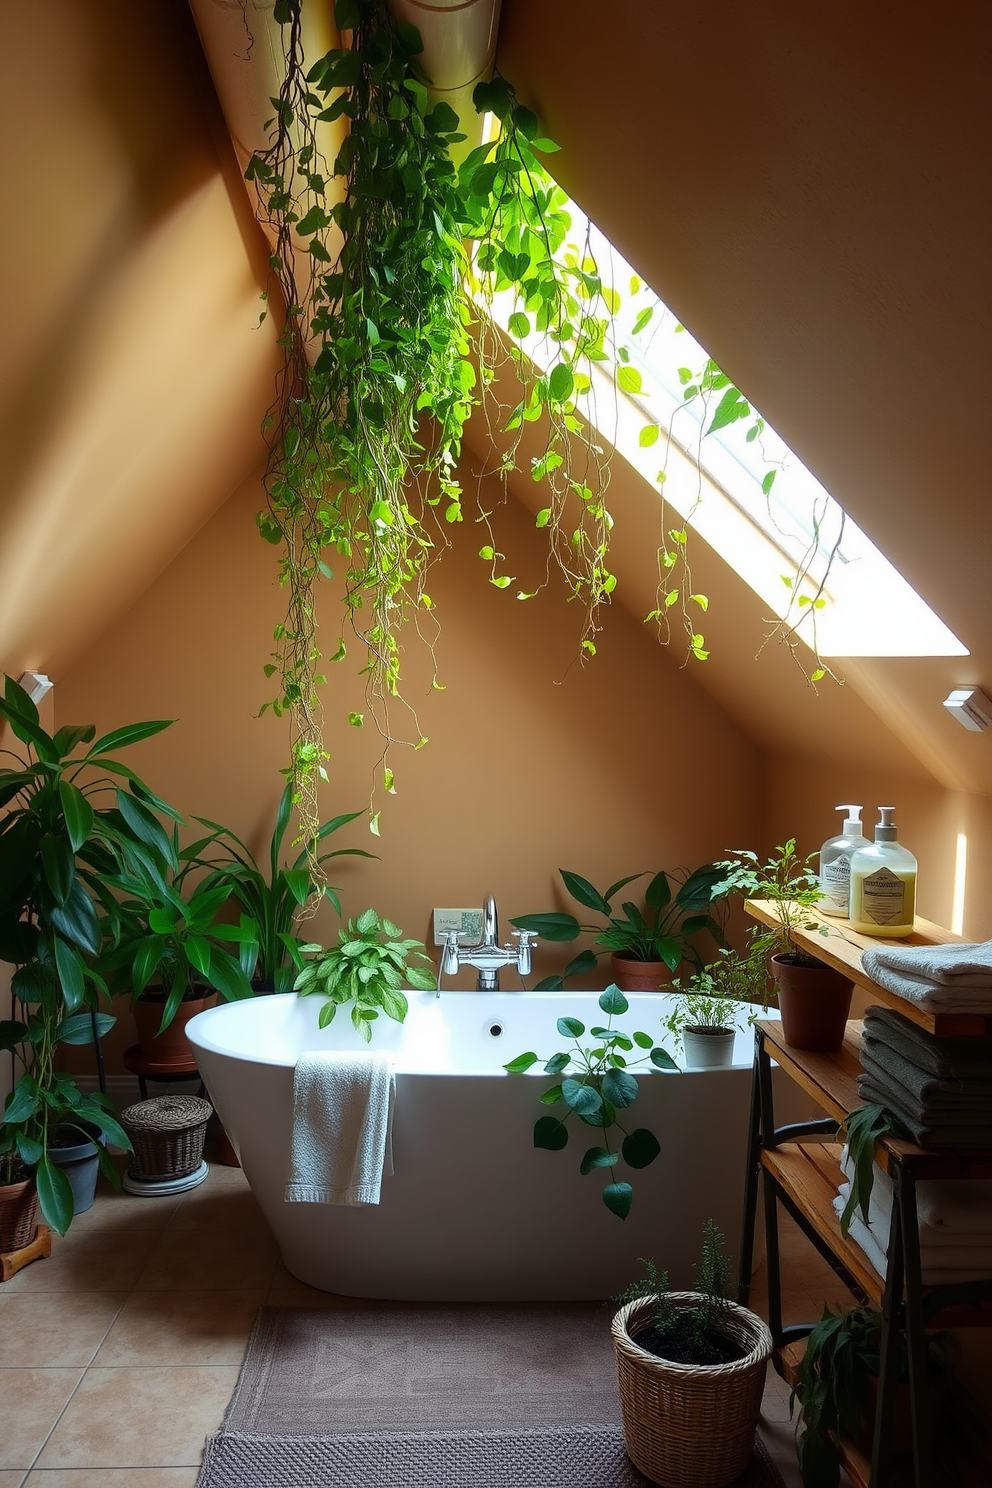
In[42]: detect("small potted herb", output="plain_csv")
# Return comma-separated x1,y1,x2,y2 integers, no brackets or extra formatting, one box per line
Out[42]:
715,840,853,1051
612,1221,772,1487
511,865,729,992
293,909,437,1041
666,935,769,1068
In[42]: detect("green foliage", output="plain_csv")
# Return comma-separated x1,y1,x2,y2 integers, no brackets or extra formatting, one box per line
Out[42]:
714,840,827,964
838,1103,910,1237
293,908,436,1041
614,1219,733,1347
665,931,771,1049
0,676,171,1227
504,985,677,1218
792,1306,881,1488
180,784,374,993
511,864,729,987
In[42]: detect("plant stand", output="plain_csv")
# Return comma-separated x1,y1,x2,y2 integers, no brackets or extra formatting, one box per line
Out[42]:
1,1225,52,1283
738,901,992,1488
123,1043,205,1102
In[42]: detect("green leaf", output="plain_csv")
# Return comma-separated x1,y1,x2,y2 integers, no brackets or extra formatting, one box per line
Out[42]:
560,870,610,915
632,1030,653,1049
601,1067,638,1108
548,363,574,403
509,913,580,943
650,1047,679,1071
36,1156,74,1236
539,1084,564,1104
40,834,74,905
544,1052,570,1074
56,1011,115,1045
533,1116,568,1151
561,1078,603,1117
503,1051,538,1073
87,719,173,758
598,985,629,1017
54,938,86,1012
580,1146,619,1174
622,1127,661,1168
57,780,94,852
50,881,101,956
556,1016,585,1039
602,1182,633,1219
706,385,750,434
639,424,659,447
617,366,642,395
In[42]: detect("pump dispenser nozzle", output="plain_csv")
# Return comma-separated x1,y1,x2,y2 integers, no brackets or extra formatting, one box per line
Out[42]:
875,806,898,843
836,804,863,833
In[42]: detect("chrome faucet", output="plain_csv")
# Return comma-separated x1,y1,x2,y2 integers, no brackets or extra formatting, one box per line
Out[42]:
439,894,537,992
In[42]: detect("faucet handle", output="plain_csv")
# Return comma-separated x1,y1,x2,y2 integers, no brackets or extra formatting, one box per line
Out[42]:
512,928,537,977
441,931,461,976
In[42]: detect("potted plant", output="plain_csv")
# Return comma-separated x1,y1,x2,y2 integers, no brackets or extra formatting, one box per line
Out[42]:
666,935,770,1069
0,675,167,1235
101,841,257,1065
503,985,677,1219
180,783,373,993
790,1305,969,1488
293,908,437,1042
714,840,853,1051
611,1220,772,1487
511,866,730,993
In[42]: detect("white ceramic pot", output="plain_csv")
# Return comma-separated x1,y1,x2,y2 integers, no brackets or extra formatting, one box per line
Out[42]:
683,1027,735,1069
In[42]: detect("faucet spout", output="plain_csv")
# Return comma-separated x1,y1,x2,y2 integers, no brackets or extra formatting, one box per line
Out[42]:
478,894,499,989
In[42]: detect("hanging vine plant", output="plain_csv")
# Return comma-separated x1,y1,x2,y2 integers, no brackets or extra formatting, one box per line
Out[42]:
247,0,831,846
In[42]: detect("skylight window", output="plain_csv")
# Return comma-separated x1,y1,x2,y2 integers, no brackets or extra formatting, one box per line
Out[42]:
484,200,968,660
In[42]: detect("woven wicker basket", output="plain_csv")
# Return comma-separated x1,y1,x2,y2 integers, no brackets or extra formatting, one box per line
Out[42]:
612,1292,772,1488
120,1096,213,1181
0,1177,39,1254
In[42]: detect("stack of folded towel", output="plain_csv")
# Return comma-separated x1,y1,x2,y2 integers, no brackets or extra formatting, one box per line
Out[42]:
860,939,992,1013
857,1005,992,1152
833,1149,992,1284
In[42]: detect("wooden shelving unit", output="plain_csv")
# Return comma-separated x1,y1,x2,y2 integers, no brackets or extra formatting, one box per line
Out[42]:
740,907,992,1488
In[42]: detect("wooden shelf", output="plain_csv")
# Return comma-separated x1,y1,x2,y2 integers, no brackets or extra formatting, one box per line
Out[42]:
745,901,992,1036
759,1017,864,1124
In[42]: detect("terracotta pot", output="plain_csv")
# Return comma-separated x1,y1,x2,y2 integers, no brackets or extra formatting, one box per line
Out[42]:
770,954,854,1051
610,953,672,992
134,987,216,1066
0,1174,39,1253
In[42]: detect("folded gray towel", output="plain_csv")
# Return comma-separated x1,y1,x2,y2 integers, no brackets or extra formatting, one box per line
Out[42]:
857,1075,992,1150
862,1032,992,1098
860,1045,992,1115
864,1006,992,1078
861,941,992,1012
863,939,992,986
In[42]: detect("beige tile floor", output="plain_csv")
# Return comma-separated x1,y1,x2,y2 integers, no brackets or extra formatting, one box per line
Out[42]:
0,1148,847,1487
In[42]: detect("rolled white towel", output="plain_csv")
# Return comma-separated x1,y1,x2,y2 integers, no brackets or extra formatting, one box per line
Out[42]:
840,1147,992,1236
834,1193,992,1284
285,1051,395,1205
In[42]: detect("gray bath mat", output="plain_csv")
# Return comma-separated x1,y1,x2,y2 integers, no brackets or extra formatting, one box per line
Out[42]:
221,1304,623,1435
198,1425,784,1488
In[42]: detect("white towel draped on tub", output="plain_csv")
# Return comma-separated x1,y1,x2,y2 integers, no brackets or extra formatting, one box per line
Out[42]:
285,1051,395,1205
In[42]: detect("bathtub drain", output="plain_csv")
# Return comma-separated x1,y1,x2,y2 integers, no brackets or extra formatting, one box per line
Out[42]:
485,1021,504,1038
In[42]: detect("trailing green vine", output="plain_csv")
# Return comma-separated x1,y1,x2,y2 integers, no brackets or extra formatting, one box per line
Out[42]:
246,0,835,844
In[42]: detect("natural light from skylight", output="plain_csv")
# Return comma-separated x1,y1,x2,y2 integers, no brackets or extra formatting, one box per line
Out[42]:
483,196,968,660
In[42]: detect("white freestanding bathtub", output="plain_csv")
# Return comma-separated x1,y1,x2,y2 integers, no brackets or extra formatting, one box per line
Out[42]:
188,991,791,1301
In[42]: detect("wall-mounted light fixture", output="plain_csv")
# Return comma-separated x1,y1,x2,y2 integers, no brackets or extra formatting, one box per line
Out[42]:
943,687,992,732
17,672,53,705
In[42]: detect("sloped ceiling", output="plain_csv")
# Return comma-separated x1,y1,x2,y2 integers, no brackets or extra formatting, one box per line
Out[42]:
2,0,989,798
495,0,992,794
0,0,277,680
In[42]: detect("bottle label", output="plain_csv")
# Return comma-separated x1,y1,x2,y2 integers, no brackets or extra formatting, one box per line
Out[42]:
858,866,908,924
820,858,851,913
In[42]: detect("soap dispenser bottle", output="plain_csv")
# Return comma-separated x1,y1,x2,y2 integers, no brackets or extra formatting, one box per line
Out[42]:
848,807,918,937
819,805,869,917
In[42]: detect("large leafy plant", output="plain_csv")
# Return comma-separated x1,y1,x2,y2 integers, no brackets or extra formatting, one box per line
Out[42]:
0,674,176,1232
181,783,373,993
504,985,678,1219
293,908,436,1041
511,866,729,988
